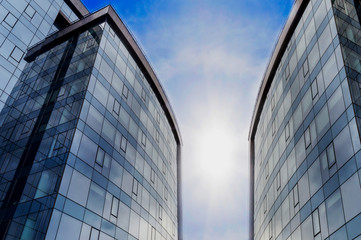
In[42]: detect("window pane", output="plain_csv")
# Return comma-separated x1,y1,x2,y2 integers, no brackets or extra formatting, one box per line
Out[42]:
326,190,345,233
87,183,106,216
340,173,361,221
308,159,322,196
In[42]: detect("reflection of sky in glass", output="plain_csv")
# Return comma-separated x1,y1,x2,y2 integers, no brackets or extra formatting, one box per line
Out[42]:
82,0,293,239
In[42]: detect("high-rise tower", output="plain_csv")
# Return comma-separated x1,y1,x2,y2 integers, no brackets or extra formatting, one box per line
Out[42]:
250,0,361,239
0,5,182,240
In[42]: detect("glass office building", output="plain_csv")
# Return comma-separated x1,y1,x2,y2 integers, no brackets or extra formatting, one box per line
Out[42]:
0,5,182,240
250,0,361,239
0,0,89,114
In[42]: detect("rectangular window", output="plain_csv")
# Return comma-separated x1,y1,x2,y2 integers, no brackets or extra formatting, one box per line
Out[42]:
304,127,311,149
276,172,281,191
122,85,129,99
151,226,156,240
311,79,318,99
141,131,146,147
132,179,138,195
10,47,24,63
326,143,336,168
111,196,119,217
95,147,105,166
113,99,120,116
151,169,155,184
263,196,267,214
158,203,163,220
25,5,36,19
4,12,17,28
90,227,100,240
271,96,275,110
120,135,127,152
285,122,290,141
269,219,273,240
293,184,299,207
162,161,166,175
156,112,160,124
285,65,290,80
164,187,168,201
303,59,309,77
141,88,146,102
156,130,160,143
172,222,175,236
265,162,269,179
272,121,276,136
312,208,321,236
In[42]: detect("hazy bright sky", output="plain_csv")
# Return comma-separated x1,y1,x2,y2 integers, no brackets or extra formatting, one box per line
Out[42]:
82,0,293,239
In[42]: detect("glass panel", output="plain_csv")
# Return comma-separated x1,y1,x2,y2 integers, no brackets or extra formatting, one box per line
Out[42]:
340,173,361,221
326,190,345,234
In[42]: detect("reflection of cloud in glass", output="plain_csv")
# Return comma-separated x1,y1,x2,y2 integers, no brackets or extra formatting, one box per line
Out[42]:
80,0,294,239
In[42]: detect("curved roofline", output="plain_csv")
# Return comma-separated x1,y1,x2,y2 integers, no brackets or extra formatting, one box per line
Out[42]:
25,6,182,146
248,0,309,141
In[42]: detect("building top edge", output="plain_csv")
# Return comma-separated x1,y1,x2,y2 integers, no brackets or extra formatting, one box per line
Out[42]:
248,0,309,141
65,0,89,18
24,5,183,146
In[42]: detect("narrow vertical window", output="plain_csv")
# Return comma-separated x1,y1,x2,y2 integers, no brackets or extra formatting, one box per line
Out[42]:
162,161,166,175
263,196,267,214
156,130,160,143
89,227,100,240
326,143,336,168
151,226,156,240
304,127,311,149
164,187,168,201
156,111,160,124
141,131,146,147
271,96,275,110
285,65,290,80
132,179,138,195
122,85,129,99
311,79,318,99
276,172,281,191
269,219,273,240
113,99,120,116
141,88,146,102
303,59,309,77
285,121,290,141
95,147,105,167
111,196,119,217
265,162,269,179
312,208,321,236
172,222,175,236
272,121,276,136
151,169,155,184
158,203,163,220
120,135,127,152
293,184,299,207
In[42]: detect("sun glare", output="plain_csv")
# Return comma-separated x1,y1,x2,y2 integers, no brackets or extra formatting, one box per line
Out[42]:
194,120,238,185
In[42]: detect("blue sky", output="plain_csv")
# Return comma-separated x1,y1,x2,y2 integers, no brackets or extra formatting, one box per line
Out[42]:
82,0,294,239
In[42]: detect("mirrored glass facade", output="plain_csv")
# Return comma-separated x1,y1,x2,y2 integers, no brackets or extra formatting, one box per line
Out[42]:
0,6,182,240
0,0,87,114
250,0,361,239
